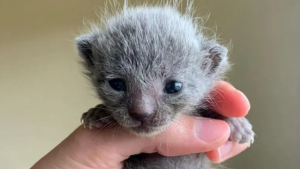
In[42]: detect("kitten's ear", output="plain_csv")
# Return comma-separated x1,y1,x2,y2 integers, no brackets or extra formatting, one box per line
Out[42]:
201,41,229,76
75,33,96,69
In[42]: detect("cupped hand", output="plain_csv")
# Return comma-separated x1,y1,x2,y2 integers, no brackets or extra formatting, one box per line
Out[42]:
31,81,250,169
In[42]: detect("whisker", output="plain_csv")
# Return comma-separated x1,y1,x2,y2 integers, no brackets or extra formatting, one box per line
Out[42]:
100,120,115,129
111,124,119,140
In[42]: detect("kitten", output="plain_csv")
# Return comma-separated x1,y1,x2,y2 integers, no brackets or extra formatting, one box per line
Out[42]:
76,2,254,169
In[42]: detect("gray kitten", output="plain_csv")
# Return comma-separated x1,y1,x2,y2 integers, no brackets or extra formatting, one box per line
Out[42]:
76,2,254,169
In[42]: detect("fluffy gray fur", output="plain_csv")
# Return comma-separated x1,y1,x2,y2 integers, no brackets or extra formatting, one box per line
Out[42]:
76,1,255,169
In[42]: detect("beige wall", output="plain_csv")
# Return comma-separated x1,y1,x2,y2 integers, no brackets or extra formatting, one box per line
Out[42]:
1,0,299,169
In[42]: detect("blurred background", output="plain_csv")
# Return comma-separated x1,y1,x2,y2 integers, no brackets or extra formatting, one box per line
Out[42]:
0,0,299,168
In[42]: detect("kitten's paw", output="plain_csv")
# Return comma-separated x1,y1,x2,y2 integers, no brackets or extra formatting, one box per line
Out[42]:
226,117,255,145
81,104,113,129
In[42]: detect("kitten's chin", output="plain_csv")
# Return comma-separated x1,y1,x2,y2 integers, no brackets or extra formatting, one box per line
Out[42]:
128,124,169,137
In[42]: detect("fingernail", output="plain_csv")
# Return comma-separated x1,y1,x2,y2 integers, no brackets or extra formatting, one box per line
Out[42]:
218,141,233,161
195,118,228,143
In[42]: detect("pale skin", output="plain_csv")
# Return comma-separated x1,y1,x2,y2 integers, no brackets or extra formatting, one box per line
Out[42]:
31,81,250,169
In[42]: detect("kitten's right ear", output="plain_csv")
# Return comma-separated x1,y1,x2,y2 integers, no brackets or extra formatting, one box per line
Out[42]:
75,33,95,69
201,40,229,77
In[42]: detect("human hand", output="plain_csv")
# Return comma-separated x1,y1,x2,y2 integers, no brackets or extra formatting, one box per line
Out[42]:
31,81,250,169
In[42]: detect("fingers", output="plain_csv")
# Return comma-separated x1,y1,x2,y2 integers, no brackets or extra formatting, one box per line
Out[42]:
74,115,230,163
205,141,249,163
209,81,250,118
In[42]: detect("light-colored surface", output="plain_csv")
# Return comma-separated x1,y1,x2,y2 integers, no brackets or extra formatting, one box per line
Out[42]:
0,0,299,168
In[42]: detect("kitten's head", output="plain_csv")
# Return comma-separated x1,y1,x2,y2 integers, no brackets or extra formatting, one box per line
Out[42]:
76,6,229,136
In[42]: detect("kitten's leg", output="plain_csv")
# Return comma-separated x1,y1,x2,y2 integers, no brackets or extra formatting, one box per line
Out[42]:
199,109,255,144
81,104,114,129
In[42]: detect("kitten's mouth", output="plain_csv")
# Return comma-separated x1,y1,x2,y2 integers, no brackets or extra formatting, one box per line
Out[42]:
129,123,169,136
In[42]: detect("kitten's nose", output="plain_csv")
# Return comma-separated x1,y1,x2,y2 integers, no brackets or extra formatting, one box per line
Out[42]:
129,97,155,122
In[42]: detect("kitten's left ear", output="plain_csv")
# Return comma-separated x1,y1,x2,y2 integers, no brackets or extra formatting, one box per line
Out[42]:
201,40,229,76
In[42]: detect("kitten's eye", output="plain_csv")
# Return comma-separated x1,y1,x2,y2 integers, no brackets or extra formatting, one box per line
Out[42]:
109,78,126,91
164,81,183,94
